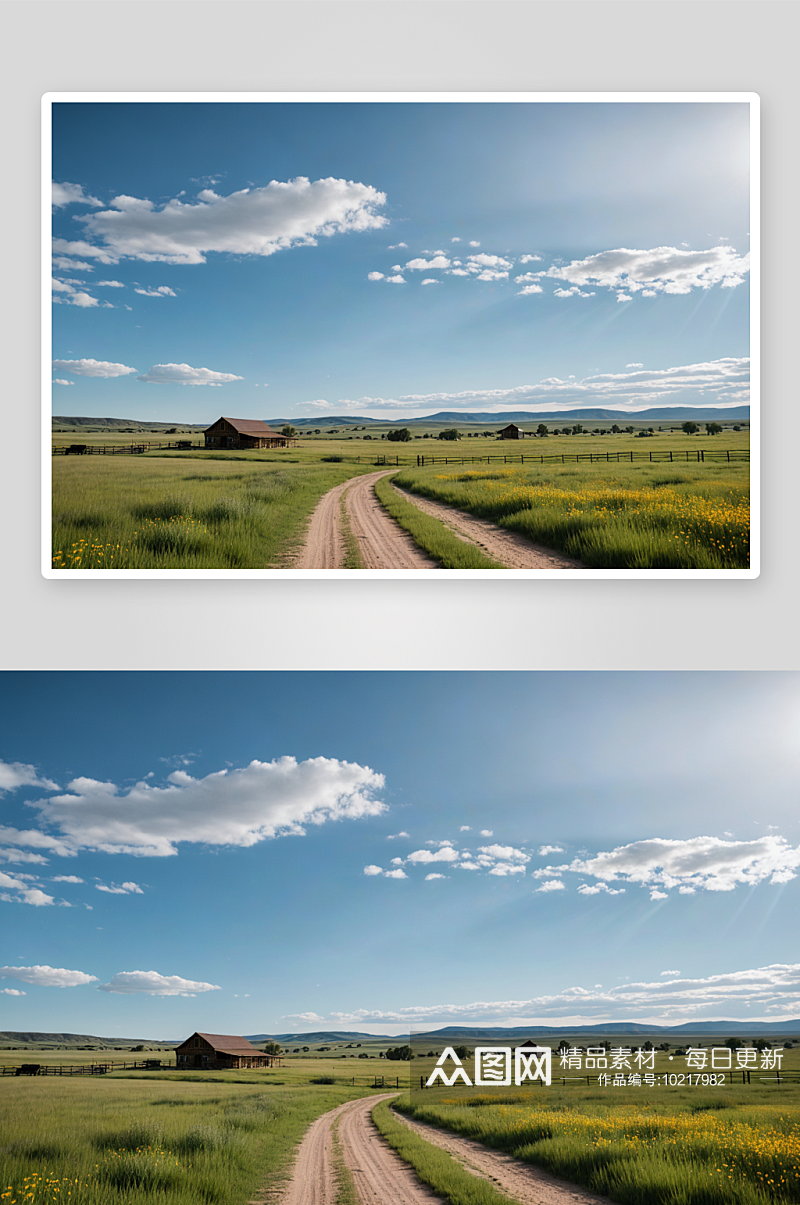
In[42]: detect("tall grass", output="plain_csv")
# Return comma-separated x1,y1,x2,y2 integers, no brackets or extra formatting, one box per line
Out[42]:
398,1086,800,1205
51,458,373,569
0,1078,369,1205
392,462,750,569
373,475,502,568
371,1099,517,1204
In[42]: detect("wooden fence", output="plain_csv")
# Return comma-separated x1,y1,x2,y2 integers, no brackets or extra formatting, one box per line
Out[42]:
1,1059,175,1076
413,448,749,467
53,442,202,455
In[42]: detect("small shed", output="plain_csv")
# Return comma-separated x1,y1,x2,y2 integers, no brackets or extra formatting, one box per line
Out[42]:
204,417,290,450
175,1032,274,1070
498,423,522,440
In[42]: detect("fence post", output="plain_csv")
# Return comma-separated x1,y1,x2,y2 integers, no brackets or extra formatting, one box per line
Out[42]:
726,449,730,462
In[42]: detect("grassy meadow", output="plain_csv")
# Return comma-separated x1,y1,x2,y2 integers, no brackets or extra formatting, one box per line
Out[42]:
397,1082,800,1205
50,424,750,570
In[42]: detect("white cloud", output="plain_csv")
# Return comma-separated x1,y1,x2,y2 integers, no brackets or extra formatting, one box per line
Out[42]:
466,254,512,272
98,970,220,996
93,280,126,288
23,756,385,858
368,272,385,281
52,379,73,386
469,240,480,247
405,256,450,271
53,257,95,272
543,245,750,297
63,291,100,308
52,875,84,884
626,362,644,368
661,969,681,977
384,868,408,879
451,237,461,243
519,254,542,263
326,357,749,413
134,286,176,297
480,830,493,837
286,1011,325,1023
0,964,98,988
384,275,405,284
63,177,387,265
425,873,447,880
536,879,566,892
0,761,58,794
617,293,633,303
312,962,800,1025
363,865,383,876
52,181,101,208
1,988,25,995
0,848,48,865
538,845,564,856
388,242,407,249
577,882,626,896
136,363,243,386
0,871,55,907
460,826,471,832
553,835,800,897
553,286,596,299
517,285,544,295
386,832,409,840
406,846,460,864
51,359,137,379
96,881,144,895
421,278,441,285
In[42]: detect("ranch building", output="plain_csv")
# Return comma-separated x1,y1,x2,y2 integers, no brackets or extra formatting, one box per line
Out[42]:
498,423,523,439
175,1032,276,1070
204,417,291,450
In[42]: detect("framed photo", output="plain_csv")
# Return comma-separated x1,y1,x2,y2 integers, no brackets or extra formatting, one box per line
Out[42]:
43,93,758,578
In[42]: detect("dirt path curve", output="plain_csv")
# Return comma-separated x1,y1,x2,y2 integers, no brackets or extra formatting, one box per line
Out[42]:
279,1092,615,1205
295,469,581,569
296,471,438,569
389,482,583,570
391,1106,615,1205
279,1093,438,1205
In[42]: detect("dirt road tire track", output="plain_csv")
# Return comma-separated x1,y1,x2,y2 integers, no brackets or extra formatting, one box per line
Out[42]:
295,470,582,569
279,1094,438,1205
390,1105,615,1205
389,482,583,570
279,1092,616,1205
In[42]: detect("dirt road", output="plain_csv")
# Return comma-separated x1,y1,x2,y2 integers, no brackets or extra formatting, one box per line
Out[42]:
279,1093,614,1205
295,471,581,570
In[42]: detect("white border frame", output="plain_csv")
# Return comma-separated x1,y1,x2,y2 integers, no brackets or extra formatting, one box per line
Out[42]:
42,91,759,580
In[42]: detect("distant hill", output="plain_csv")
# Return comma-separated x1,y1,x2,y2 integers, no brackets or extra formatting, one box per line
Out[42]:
53,417,205,431
418,407,750,424
0,1031,177,1047
248,1030,392,1043
417,1019,800,1039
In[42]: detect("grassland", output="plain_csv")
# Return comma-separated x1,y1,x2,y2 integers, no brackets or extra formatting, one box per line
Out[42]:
398,1082,800,1205
0,1076,374,1205
372,475,502,568
392,458,750,569
49,427,750,570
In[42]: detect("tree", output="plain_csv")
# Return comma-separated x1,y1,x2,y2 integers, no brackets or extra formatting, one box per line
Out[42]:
682,421,699,435
706,421,723,435
536,423,549,437
281,425,297,437
262,1041,282,1055
385,1045,414,1061
611,424,621,434
438,429,461,440
453,1045,471,1061
387,428,412,442
724,1037,743,1050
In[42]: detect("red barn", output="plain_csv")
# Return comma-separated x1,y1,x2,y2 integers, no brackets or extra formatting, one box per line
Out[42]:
175,1032,274,1070
204,417,291,449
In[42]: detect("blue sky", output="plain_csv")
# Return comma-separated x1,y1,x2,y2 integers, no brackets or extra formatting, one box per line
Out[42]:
50,98,752,422
1,672,797,1039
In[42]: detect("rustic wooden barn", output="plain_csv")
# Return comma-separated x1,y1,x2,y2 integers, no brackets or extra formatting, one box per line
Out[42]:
204,417,291,449
498,423,523,440
175,1032,275,1070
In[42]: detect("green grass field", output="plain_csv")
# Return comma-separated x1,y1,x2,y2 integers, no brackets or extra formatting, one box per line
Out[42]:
398,1081,800,1205
49,428,750,570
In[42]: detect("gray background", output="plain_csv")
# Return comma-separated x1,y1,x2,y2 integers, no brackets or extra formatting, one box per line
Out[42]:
3,1,792,670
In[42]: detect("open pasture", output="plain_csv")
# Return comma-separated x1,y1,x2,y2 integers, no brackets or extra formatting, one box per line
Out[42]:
0,1075,373,1205
392,457,750,569
399,1080,800,1205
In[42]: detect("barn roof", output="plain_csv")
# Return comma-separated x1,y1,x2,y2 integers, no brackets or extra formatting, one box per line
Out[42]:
205,417,283,436
193,1032,261,1053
